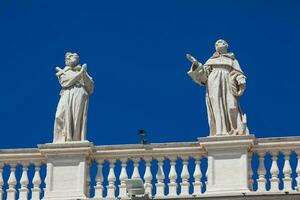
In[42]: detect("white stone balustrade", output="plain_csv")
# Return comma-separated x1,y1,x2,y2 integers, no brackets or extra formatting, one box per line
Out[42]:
0,136,300,199
252,137,300,193
0,149,45,200
92,142,206,198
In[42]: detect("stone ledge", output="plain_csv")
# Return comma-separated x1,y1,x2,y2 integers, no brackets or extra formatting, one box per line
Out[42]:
102,193,300,200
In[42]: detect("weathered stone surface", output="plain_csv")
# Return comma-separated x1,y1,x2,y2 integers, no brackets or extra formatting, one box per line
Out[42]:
53,52,94,143
39,141,93,200
187,39,249,136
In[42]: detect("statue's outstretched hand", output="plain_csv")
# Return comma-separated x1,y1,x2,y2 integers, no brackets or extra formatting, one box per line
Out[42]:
186,54,198,63
81,64,87,71
186,54,202,71
55,66,62,72
79,64,88,76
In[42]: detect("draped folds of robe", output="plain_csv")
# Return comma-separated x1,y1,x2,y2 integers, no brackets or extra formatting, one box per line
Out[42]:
188,53,249,136
54,66,94,143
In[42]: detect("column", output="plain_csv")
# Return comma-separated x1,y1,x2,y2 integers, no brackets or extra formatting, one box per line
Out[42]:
180,156,190,196
168,156,178,197
282,150,292,192
107,159,116,198
269,151,280,192
7,163,17,200
118,158,128,198
31,162,42,200
256,151,266,192
192,156,202,196
19,162,29,200
155,157,165,197
296,150,300,191
131,158,141,179
94,160,104,199
144,157,153,197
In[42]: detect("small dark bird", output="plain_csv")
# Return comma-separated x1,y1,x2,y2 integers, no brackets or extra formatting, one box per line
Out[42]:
139,129,148,145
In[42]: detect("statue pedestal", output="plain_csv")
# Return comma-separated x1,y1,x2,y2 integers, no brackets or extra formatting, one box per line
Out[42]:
199,135,255,195
39,141,93,200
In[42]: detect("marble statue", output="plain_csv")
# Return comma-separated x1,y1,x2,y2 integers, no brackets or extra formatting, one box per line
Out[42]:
187,39,249,136
53,52,94,143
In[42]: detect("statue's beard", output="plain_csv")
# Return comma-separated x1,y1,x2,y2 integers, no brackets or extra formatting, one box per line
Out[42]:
216,48,227,54
66,60,78,68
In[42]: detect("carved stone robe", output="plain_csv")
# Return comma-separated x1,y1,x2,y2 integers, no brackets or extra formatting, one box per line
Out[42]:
54,66,94,143
188,53,249,136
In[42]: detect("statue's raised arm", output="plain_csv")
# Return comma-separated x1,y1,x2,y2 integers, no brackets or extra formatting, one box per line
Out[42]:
186,54,208,86
81,63,94,95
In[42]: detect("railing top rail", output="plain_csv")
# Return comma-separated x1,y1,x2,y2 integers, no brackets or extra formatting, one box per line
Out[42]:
1,136,300,163
0,148,44,163
94,141,200,149
253,136,300,152
93,141,205,160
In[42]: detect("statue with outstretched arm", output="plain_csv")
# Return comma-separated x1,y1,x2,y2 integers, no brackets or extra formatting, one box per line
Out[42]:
187,40,248,136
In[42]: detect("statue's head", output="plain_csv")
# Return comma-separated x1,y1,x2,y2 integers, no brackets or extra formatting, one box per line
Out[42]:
215,39,228,54
65,52,79,68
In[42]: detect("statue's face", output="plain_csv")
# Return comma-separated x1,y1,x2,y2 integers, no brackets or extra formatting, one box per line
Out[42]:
65,52,79,68
215,40,228,54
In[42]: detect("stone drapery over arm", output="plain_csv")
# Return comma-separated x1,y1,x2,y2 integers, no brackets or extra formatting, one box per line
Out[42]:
82,72,94,95
57,68,83,88
187,62,210,86
229,59,246,97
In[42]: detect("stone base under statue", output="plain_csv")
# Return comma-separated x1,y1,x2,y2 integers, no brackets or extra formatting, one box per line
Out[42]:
39,141,93,200
199,135,255,195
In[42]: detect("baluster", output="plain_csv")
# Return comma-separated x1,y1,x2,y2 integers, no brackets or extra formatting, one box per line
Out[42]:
132,158,141,179
168,156,178,197
118,158,128,198
192,156,202,196
270,151,280,192
180,156,190,196
282,150,292,192
0,163,3,200
143,157,153,197
19,162,29,200
248,152,253,191
7,163,17,200
43,166,47,197
107,159,116,198
155,157,165,197
296,150,300,191
256,151,266,192
94,159,104,198
32,162,42,200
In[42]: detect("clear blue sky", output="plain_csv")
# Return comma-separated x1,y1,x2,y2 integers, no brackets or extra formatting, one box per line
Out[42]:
1,0,300,148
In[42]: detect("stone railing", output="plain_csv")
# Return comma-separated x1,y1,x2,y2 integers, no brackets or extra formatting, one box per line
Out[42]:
0,135,300,200
251,137,300,193
0,148,46,200
92,142,207,199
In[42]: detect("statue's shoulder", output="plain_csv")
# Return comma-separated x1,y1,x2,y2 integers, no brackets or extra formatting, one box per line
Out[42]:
205,52,235,66
223,52,235,60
